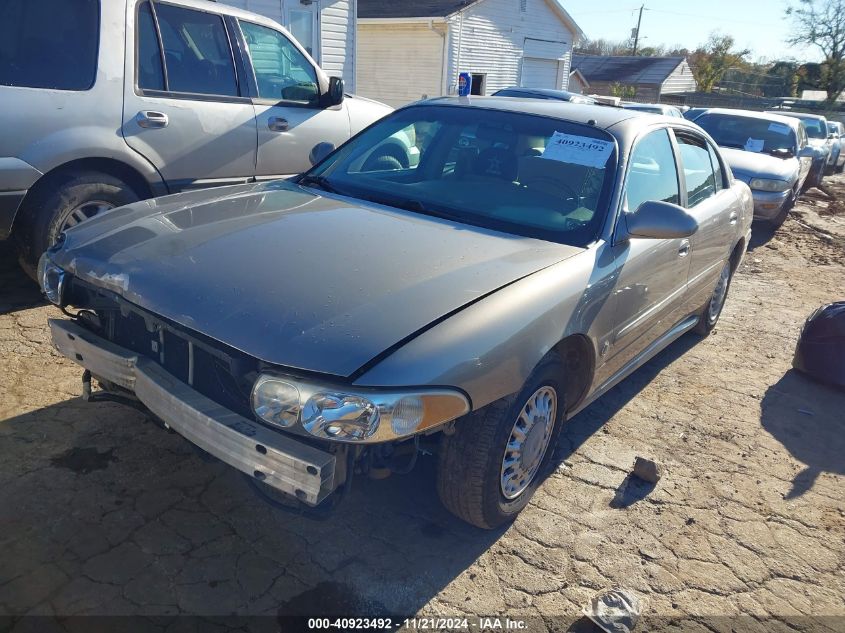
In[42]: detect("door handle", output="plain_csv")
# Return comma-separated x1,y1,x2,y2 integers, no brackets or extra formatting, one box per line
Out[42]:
137,111,169,129
268,117,289,132
729,212,738,225
678,239,691,258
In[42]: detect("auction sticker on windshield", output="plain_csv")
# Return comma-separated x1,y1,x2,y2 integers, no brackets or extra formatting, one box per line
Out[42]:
768,122,791,135
541,132,613,168
745,137,765,152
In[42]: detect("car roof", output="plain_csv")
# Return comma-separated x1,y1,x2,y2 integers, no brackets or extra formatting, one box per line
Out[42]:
494,87,583,99
765,110,828,122
412,96,650,130
697,108,802,130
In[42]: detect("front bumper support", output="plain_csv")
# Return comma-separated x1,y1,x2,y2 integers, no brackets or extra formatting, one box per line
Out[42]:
49,319,337,505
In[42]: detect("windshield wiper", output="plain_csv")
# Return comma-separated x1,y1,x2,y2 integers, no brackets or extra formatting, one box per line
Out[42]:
359,194,464,223
298,174,341,194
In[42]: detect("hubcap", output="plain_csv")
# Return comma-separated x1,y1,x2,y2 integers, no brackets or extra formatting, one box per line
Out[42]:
708,262,731,323
60,200,115,233
500,386,557,500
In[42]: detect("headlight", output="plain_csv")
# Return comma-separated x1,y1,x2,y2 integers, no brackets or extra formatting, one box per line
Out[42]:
749,178,790,192
251,374,469,443
251,376,300,429
36,254,66,306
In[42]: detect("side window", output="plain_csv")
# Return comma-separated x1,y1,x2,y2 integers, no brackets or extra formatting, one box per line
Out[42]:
676,134,716,207
625,129,680,213
138,3,164,91
0,0,99,90
240,21,318,104
144,3,239,97
707,143,725,191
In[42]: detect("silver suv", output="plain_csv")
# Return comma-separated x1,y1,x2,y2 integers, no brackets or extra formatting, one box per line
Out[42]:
0,0,392,273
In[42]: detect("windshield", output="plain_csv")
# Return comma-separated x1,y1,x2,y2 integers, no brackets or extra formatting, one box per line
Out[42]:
799,117,827,139
305,105,617,246
696,114,797,155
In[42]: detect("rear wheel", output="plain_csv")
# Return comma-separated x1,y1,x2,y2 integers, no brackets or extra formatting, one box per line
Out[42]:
694,259,733,336
17,171,138,277
436,358,565,529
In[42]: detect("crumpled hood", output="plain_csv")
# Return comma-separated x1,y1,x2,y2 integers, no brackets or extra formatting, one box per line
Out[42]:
53,180,580,377
720,147,798,183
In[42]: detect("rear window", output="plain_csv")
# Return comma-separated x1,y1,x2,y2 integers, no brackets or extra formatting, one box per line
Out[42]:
0,0,99,90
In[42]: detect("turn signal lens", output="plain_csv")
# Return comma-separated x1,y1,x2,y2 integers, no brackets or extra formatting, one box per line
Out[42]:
37,254,66,306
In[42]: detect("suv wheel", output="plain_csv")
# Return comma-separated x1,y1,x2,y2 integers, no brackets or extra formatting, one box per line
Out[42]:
17,171,139,276
436,358,565,529
694,259,733,336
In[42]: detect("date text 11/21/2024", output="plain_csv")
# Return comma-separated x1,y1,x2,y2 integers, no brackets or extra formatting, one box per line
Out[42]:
306,617,529,630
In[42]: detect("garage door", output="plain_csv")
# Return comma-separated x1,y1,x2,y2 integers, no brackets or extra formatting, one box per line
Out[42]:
520,57,560,89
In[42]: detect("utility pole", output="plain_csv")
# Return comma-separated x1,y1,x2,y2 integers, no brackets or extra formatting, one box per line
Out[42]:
632,4,645,55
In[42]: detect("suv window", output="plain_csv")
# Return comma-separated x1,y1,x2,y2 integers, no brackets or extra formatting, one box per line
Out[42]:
0,0,99,90
625,129,680,212
240,21,318,104
140,2,239,97
676,133,716,206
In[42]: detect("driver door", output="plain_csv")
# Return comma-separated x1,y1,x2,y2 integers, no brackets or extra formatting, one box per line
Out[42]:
598,128,693,382
237,20,350,179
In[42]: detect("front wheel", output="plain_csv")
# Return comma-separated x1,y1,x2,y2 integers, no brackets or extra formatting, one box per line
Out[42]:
694,259,733,336
436,358,565,529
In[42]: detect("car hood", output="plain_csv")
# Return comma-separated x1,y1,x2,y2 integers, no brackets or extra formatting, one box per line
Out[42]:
808,138,830,153
719,147,797,183
54,180,580,377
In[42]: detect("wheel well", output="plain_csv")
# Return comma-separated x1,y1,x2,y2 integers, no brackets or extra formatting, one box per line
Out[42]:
12,158,156,236
551,334,595,413
729,238,745,273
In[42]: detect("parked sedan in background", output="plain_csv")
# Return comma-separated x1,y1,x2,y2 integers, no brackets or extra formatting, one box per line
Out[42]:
683,107,709,122
622,102,684,117
827,121,845,174
694,109,814,227
767,111,835,178
42,98,751,529
492,87,596,104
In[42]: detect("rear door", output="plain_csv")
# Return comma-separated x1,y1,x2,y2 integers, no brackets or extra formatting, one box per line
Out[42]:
237,19,350,179
672,130,736,313
600,128,693,379
122,1,257,192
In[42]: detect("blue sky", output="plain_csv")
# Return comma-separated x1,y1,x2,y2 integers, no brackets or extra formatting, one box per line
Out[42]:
563,0,822,63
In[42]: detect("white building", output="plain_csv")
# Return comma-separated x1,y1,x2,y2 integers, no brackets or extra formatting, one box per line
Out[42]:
356,0,585,107
219,0,357,91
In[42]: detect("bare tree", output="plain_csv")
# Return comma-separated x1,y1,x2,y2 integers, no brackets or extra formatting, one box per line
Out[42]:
787,0,845,103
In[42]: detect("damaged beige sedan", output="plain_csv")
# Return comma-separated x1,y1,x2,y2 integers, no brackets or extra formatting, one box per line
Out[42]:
41,98,752,528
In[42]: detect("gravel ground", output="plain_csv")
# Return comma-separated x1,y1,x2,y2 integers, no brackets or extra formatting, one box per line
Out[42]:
1,176,843,632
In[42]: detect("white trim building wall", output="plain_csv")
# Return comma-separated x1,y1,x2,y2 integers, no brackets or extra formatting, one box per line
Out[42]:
357,0,584,107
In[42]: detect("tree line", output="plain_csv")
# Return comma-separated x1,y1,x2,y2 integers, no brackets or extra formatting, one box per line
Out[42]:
574,0,845,104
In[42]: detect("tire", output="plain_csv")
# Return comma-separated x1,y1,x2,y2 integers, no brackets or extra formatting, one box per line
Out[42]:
694,259,733,336
362,143,409,172
768,192,795,229
436,357,566,529
16,170,139,276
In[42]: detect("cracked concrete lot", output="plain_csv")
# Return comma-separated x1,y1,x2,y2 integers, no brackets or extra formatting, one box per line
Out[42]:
1,176,844,632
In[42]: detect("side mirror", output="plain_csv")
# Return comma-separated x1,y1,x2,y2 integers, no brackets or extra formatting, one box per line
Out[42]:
798,146,816,158
309,141,336,166
622,200,698,240
325,76,344,107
